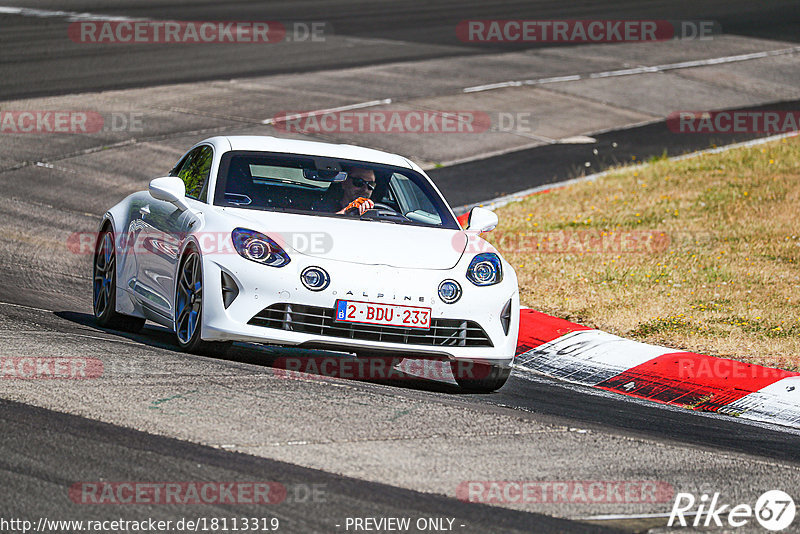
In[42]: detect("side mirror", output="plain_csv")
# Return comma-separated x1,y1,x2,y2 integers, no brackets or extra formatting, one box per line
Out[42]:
466,207,498,233
149,177,189,211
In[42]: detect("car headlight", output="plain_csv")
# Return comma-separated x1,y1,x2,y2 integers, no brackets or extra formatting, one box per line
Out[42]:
438,279,461,304
231,228,290,267
301,266,330,291
466,253,502,286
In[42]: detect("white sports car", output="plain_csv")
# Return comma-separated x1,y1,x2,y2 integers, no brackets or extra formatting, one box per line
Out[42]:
93,136,519,391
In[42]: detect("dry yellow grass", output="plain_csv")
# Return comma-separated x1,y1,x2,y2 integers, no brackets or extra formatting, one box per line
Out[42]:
489,135,800,371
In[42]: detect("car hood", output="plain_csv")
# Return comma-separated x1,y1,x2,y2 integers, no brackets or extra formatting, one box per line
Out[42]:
218,207,468,270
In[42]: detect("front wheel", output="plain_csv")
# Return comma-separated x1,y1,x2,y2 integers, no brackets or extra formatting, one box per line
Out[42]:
450,360,511,393
174,247,231,356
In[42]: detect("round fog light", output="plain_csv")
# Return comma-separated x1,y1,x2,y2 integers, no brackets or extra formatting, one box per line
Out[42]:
438,280,461,304
301,266,330,291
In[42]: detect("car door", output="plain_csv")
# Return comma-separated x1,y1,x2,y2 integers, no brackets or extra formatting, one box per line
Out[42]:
134,145,212,322
119,191,151,295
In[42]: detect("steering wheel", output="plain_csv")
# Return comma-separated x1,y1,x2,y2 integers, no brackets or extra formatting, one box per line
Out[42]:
360,202,407,220
370,202,398,212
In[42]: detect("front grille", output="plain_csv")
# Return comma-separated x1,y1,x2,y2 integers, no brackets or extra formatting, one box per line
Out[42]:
249,303,493,347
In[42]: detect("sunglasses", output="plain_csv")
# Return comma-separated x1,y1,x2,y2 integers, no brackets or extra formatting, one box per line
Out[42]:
351,177,376,191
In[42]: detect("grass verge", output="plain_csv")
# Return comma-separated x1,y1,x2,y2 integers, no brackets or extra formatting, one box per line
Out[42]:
490,135,800,371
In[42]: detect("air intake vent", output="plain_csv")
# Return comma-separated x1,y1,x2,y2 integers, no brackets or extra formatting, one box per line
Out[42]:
249,303,492,347
221,271,239,309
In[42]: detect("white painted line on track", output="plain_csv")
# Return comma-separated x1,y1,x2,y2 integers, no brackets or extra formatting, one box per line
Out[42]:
536,74,583,84
0,301,169,348
0,329,151,348
258,46,800,132
262,98,393,125
463,46,800,93
0,6,141,22
0,300,54,314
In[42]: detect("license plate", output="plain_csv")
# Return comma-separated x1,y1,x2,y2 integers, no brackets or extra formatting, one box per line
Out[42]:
335,300,431,329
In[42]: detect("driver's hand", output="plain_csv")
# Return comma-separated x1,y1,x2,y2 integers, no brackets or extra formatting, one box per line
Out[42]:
341,197,374,215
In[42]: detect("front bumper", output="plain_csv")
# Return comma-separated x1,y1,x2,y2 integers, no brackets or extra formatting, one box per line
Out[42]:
200,253,519,365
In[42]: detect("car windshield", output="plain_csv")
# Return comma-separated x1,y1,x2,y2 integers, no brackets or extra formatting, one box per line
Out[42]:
213,151,459,229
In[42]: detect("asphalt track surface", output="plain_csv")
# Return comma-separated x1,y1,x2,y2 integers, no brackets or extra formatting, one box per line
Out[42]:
431,99,800,208
0,0,798,100
431,104,800,207
1,398,616,533
2,2,800,533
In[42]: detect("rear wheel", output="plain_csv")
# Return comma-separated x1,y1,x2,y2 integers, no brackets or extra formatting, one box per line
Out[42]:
450,360,511,393
93,228,145,332
174,247,231,356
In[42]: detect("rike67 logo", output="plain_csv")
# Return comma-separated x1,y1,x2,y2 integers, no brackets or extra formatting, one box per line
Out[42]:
669,490,795,531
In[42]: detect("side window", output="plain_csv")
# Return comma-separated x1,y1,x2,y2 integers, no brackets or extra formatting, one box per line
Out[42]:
389,174,442,225
171,146,213,201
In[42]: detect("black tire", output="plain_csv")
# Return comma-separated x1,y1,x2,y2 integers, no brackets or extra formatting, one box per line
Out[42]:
93,227,145,333
450,360,512,393
174,246,232,356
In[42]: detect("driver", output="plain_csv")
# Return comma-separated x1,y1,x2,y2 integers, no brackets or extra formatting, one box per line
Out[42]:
336,165,376,215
